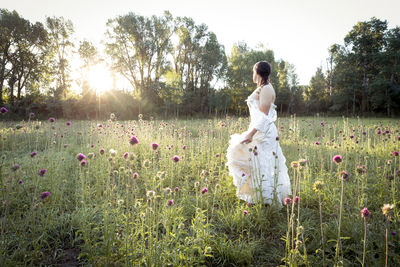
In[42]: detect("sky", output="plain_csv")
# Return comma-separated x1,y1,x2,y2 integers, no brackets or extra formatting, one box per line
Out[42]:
2,0,400,89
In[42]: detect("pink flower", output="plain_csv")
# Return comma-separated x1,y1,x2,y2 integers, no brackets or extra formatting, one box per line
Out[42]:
38,191,50,199
49,117,55,122
295,196,300,204
361,207,371,218
243,210,248,215
201,187,208,194
123,152,129,159
172,155,180,163
393,151,399,157
333,155,342,164
284,198,292,205
167,199,174,206
129,136,139,145
77,153,86,161
152,143,159,150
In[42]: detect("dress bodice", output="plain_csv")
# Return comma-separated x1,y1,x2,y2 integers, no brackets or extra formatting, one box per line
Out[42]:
245,85,278,126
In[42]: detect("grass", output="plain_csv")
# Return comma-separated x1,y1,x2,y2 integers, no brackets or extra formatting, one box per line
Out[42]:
0,114,399,266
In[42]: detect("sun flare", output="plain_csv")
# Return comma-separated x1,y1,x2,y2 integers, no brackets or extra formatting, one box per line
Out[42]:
87,63,114,93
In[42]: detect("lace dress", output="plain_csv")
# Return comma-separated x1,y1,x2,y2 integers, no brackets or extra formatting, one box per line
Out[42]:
225,83,291,206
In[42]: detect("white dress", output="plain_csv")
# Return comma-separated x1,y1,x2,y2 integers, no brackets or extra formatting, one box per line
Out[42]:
226,83,291,206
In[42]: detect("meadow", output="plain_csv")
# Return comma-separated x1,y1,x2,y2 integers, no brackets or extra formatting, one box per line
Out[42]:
0,113,399,266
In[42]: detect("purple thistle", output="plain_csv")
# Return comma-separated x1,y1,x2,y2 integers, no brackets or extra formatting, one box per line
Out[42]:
99,148,105,155
132,172,139,179
333,155,342,164
80,160,87,166
18,179,23,184
49,117,55,123
174,187,179,192
38,169,47,176
31,152,37,157
183,145,187,150
11,164,20,171
295,196,300,204
29,112,35,118
38,191,50,199
1,107,8,114
76,153,86,161
151,143,159,150
201,187,208,194
129,135,139,145
123,152,129,159
167,199,174,206
243,210,248,215
361,207,371,218
172,155,180,163
66,121,71,126
284,198,292,205
393,151,399,157
391,230,397,236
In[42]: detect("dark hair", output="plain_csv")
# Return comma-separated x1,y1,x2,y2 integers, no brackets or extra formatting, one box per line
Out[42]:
253,61,271,87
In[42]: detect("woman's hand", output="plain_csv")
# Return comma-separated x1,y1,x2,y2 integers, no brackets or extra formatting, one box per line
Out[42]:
240,133,253,144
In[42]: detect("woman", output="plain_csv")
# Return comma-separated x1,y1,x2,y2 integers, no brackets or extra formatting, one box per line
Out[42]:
225,61,291,206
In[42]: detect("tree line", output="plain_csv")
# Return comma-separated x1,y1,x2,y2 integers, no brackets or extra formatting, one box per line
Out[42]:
0,9,399,120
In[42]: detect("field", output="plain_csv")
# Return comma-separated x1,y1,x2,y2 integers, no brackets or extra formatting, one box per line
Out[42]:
0,114,399,266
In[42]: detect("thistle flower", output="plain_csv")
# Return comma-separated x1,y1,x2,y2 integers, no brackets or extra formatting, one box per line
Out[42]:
38,191,50,200
76,153,86,161
295,196,300,204
299,159,308,167
174,187,179,192
66,121,71,126
146,190,156,198
183,145,187,149
167,199,174,206
123,152,129,159
164,187,172,194
129,136,139,145
361,207,371,218
313,181,324,192
151,143,159,150
11,164,20,171
284,197,292,205
143,159,151,168
109,149,117,157
99,148,105,155
339,170,349,181
290,161,299,169
172,155,180,163
31,152,37,157
201,187,208,194
49,117,55,123
381,204,394,217
1,107,8,114
80,160,87,166
18,179,23,184
87,152,95,159
333,155,342,164
132,172,139,179
38,169,47,176
393,151,399,157
243,210,248,215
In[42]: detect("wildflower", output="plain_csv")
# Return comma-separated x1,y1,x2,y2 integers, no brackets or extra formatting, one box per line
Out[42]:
391,230,397,236
183,145,187,149
201,187,208,194
38,169,47,176
11,164,20,171
377,130,381,134
356,165,366,174
29,112,35,118
38,191,50,200
164,187,172,194
80,160,87,166
243,210,248,215
31,152,37,157
64,144,69,148
167,199,174,206
18,179,23,184
129,135,139,145
66,121,71,126
295,196,300,204
339,170,349,181
290,161,299,169
381,204,394,217
49,117,55,123
361,207,371,218
174,186,179,192
143,159,151,168
109,149,117,157
393,151,399,157
299,158,308,167
99,148,105,155
76,153,86,161
194,181,200,187
284,198,292,205
128,153,136,161
151,143,159,150
313,181,324,192
87,152,95,159
123,152,129,159
172,155,180,163
1,107,9,114
216,153,220,157
132,172,139,179
333,155,342,164
247,201,251,207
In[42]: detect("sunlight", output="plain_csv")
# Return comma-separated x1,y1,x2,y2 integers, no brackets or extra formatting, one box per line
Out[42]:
87,63,114,93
